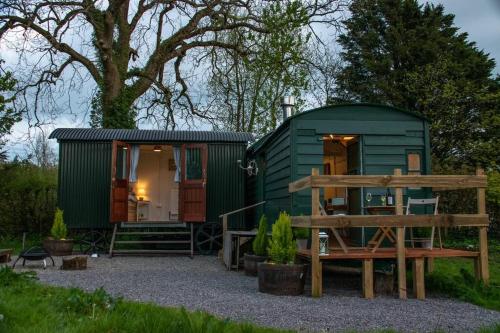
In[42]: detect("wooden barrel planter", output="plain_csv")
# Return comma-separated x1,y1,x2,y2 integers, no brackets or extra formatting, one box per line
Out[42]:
258,263,307,296
43,239,74,256
244,254,267,276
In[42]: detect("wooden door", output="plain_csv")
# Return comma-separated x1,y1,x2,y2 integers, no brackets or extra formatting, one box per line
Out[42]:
110,140,130,223
180,143,207,222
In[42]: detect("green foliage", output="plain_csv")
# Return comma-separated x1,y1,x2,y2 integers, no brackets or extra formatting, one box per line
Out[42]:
0,160,57,236
0,61,21,160
335,0,499,168
252,215,269,256
0,267,37,287
0,269,291,333
293,228,309,240
64,288,120,318
268,212,296,264
50,208,67,240
208,1,310,137
427,260,500,311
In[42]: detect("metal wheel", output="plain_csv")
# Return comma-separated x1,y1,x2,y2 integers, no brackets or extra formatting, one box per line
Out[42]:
195,222,222,255
79,230,109,254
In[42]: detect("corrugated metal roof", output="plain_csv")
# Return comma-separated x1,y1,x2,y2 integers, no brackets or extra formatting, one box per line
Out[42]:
49,128,254,143
248,103,428,153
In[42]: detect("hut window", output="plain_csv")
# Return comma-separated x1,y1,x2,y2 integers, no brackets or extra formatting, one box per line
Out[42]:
407,153,421,175
186,147,202,179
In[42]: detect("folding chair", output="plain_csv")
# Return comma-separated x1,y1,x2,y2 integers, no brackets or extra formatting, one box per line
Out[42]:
406,196,442,249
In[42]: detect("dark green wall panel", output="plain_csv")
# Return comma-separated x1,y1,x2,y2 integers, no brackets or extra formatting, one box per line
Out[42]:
206,143,247,229
58,141,112,229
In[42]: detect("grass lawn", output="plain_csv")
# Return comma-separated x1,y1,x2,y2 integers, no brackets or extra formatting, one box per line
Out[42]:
426,240,500,311
0,267,291,333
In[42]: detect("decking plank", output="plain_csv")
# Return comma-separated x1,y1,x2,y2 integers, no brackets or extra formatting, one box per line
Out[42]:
297,248,479,260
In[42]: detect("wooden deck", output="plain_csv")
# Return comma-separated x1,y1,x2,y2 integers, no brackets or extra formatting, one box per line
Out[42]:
288,167,490,300
297,247,479,260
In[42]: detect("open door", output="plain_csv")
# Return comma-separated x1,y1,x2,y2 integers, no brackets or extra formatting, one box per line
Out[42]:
180,143,207,222
110,140,130,223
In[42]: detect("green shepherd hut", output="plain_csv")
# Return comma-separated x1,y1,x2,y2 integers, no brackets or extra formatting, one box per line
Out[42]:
49,128,253,255
246,100,431,247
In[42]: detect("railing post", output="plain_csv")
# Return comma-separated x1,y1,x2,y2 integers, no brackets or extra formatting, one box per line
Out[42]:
311,168,322,297
476,168,489,284
395,168,407,299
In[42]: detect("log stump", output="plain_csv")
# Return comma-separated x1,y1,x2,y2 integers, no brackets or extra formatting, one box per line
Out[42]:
61,256,87,270
0,249,13,263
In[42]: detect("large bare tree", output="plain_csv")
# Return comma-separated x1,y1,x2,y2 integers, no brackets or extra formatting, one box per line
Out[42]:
0,0,346,129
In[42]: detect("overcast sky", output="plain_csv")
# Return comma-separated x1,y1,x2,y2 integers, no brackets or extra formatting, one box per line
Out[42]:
424,0,500,74
4,0,500,158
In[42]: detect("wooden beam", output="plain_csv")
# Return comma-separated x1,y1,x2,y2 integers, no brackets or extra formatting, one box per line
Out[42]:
288,176,312,193
362,259,374,299
395,169,407,300
310,168,322,298
291,214,489,228
426,258,434,273
477,168,489,285
289,175,487,192
330,227,349,254
413,258,425,300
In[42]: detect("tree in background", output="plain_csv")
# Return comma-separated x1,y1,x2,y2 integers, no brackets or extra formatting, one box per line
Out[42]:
208,2,310,136
0,0,345,129
27,133,57,169
335,0,499,168
0,61,20,161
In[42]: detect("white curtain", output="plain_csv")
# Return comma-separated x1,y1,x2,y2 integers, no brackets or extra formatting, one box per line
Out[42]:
173,146,181,182
129,145,140,182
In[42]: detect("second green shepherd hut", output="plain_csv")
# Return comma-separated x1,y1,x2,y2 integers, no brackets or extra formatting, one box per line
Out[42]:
246,99,431,247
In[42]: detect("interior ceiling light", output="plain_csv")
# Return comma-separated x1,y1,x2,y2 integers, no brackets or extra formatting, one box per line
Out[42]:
343,136,355,141
329,134,334,139
122,146,128,150
153,146,162,152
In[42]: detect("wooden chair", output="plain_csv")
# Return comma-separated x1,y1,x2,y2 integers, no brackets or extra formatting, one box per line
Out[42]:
406,196,442,249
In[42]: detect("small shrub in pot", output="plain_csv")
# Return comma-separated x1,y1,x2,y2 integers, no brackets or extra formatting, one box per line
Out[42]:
43,208,74,256
244,215,268,276
258,212,307,295
294,228,309,250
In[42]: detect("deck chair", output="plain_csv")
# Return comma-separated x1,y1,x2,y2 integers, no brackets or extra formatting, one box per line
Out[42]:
406,196,442,249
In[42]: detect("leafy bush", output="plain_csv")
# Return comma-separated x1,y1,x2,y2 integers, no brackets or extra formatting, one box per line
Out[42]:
0,267,37,287
64,287,120,318
293,227,309,240
252,215,268,256
268,212,296,264
0,160,57,237
50,208,67,240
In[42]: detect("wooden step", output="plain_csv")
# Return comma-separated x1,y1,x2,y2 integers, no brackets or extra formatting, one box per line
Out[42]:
114,240,191,244
116,231,190,236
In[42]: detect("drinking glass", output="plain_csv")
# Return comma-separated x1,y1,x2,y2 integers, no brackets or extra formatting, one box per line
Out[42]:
366,192,372,206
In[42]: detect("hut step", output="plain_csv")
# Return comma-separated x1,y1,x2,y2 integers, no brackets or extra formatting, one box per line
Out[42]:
109,223,194,258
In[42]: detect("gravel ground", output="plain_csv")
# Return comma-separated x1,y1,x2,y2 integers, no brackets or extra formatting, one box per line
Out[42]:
9,256,500,333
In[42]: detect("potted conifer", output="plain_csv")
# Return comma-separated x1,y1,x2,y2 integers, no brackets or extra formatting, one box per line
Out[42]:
294,228,309,250
244,215,268,276
43,208,74,256
258,212,307,296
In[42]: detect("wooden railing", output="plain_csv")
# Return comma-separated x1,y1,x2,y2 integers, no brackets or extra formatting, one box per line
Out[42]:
219,201,266,241
289,168,489,299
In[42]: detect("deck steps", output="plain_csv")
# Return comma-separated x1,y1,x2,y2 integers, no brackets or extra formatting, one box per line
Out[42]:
109,222,193,257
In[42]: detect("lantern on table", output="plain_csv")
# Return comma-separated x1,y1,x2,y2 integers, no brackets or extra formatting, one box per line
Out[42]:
319,231,329,255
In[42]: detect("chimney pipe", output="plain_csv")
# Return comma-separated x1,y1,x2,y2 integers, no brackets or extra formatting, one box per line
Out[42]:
281,96,295,121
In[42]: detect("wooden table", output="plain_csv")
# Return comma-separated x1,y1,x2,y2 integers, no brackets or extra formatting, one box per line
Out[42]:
366,206,397,252
366,206,395,215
